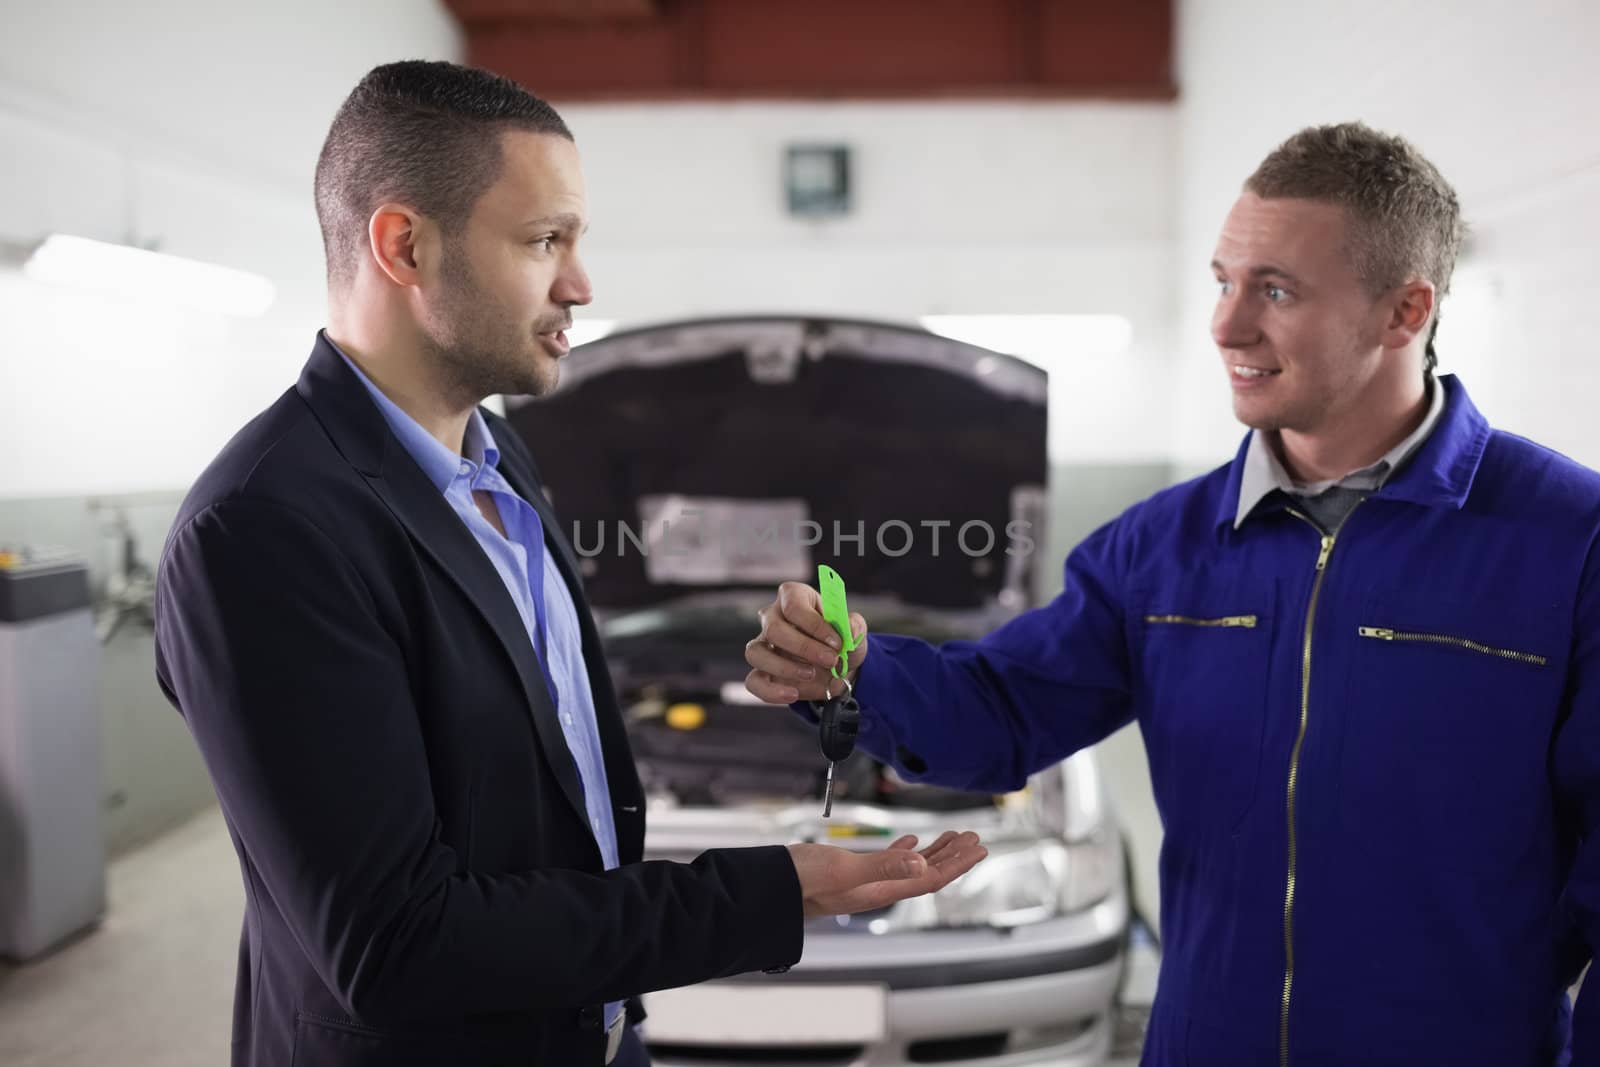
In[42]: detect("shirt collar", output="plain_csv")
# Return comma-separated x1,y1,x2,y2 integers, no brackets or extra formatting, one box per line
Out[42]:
323,330,500,495
1233,375,1448,530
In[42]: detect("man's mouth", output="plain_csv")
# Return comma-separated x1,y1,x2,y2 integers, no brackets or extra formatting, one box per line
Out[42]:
538,327,571,357
1231,365,1281,379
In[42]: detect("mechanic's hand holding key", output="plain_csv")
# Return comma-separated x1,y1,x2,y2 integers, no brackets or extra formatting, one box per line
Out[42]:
748,575,869,815
746,580,871,704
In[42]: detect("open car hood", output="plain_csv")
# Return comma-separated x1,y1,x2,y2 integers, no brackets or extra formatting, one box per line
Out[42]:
601,592,1003,814
505,316,1048,613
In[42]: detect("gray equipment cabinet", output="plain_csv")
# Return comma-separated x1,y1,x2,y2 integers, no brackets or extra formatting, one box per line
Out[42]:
0,554,106,960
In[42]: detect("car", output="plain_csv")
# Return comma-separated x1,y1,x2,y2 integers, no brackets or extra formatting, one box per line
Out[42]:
508,316,1131,1066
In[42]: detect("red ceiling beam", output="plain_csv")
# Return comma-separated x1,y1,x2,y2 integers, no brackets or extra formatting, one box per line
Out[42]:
447,0,1174,101
447,0,659,20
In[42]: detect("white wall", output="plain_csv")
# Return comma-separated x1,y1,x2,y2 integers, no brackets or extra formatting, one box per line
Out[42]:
0,8,1182,497
560,100,1181,465
0,0,463,498
1171,0,1600,468
0,0,463,851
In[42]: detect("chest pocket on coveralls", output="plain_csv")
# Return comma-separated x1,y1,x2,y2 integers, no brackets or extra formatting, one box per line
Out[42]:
1133,571,1277,835
1339,592,1564,870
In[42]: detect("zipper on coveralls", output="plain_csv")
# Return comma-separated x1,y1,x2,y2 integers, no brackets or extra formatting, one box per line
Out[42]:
1278,504,1355,1067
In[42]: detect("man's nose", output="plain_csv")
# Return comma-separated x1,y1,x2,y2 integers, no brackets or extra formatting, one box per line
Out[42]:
554,252,592,307
1212,292,1260,350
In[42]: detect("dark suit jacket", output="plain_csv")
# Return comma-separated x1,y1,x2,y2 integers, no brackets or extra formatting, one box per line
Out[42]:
154,335,802,1066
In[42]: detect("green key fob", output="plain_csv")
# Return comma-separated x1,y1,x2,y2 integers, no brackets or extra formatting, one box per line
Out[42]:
817,564,859,678
816,563,862,816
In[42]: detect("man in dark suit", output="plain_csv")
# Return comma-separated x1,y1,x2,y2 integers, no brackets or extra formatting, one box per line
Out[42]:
153,60,986,1067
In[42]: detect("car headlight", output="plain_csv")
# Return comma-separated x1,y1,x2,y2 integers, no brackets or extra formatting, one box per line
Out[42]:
935,840,1070,928
882,832,1117,932
1058,829,1118,913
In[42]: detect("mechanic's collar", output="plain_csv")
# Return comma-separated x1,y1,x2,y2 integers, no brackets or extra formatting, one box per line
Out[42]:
1218,374,1491,532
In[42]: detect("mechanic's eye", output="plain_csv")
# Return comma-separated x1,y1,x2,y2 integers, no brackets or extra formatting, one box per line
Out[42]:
1264,285,1286,302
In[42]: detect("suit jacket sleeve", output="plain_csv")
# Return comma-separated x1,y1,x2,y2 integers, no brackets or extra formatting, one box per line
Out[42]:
155,495,803,1027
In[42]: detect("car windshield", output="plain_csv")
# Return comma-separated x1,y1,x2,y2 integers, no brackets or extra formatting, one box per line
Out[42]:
602,595,997,813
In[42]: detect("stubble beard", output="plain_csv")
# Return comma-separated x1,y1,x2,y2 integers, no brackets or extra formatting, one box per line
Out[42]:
422,244,560,407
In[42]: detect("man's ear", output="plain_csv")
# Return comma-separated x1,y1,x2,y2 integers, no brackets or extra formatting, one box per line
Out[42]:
366,204,429,289
1381,278,1436,351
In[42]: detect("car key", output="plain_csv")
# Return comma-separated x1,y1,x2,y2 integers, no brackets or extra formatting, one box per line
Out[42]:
817,682,861,817
814,565,864,817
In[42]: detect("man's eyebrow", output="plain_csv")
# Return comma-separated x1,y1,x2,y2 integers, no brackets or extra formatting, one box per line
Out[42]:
1210,259,1305,287
523,213,588,234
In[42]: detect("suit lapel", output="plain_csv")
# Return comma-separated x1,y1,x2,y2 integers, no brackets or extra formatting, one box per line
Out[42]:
488,416,647,862
296,337,593,837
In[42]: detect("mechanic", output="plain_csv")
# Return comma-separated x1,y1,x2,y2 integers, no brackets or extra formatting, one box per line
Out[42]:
746,121,1600,1066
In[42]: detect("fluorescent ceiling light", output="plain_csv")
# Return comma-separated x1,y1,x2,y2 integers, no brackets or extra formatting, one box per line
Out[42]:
23,234,275,318
920,314,1131,365
566,319,618,348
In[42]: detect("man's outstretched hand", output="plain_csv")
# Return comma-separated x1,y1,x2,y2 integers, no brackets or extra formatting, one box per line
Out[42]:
788,831,986,919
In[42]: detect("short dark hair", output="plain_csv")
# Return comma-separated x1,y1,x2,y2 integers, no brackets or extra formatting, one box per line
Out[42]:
1245,122,1465,377
314,60,572,291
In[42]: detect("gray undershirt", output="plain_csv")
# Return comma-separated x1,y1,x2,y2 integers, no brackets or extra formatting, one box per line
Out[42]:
1233,378,1448,535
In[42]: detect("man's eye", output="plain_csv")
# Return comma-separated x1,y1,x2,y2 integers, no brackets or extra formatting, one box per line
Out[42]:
532,236,555,252
1265,285,1286,302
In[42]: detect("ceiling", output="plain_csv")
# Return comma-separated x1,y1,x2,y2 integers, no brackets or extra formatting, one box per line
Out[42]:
441,0,1174,101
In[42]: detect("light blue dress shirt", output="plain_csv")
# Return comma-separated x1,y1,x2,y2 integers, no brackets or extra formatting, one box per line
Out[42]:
332,337,622,1026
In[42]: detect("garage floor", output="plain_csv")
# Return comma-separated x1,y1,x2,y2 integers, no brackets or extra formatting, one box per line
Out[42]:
0,807,1156,1066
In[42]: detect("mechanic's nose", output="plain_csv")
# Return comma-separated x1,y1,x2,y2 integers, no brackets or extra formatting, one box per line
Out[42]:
1211,291,1259,351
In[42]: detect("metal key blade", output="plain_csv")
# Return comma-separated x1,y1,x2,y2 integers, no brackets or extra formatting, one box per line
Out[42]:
822,761,836,817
